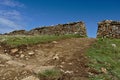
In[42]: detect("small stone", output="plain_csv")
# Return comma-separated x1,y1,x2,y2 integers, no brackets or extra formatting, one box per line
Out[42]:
64,70,73,74
53,54,59,60
28,51,34,55
88,72,94,76
61,62,65,64
6,60,26,67
20,54,25,58
60,69,65,72
11,48,18,53
101,67,107,74
21,76,39,80
59,65,63,68
74,32,78,34
111,44,116,48
68,63,72,65
15,54,19,58
33,66,54,74
52,41,58,44
25,58,29,60
4,49,7,53
0,54,12,60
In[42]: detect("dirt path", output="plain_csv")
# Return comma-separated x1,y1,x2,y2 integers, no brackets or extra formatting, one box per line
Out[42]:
0,38,96,80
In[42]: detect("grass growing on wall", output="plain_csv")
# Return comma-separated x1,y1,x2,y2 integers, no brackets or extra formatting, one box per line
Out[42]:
87,38,120,80
0,34,85,47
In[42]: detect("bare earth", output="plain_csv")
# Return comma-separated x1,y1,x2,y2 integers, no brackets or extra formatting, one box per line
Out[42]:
0,38,96,80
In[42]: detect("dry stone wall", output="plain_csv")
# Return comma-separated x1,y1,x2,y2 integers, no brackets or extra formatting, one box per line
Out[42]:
6,21,87,37
97,20,120,38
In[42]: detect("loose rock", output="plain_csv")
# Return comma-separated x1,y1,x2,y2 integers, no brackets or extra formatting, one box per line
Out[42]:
33,66,55,74
53,54,59,60
28,51,35,56
0,54,12,61
64,70,73,74
20,54,25,58
6,60,26,67
101,67,107,74
52,41,58,44
21,76,39,80
111,44,116,48
11,48,18,54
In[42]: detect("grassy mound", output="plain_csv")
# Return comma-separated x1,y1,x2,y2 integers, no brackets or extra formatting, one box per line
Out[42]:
87,38,120,80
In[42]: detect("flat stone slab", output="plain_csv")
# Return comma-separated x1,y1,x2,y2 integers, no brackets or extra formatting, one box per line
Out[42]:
6,60,26,67
0,54,12,61
33,66,55,74
21,76,39,80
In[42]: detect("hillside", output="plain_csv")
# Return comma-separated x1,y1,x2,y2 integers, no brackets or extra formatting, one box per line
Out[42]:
0,36,96,80
0,35,120,80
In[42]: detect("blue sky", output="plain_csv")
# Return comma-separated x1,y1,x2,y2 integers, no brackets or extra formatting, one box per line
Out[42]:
0,0,120,37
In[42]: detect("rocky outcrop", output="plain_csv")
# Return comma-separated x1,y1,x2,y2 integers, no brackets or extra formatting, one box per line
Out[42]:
5,21,87,37
97,20,120,38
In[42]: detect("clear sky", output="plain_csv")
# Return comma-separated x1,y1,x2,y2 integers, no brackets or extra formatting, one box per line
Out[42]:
0,0,120,37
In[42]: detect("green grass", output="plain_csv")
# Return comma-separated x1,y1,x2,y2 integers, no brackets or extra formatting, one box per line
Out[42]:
87,38,120,80
0,34,85,47
38,69,62,79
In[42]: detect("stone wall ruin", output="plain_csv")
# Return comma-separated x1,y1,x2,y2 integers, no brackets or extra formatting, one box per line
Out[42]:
6,21,87,37
5,20,120,38
97,20,120,38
